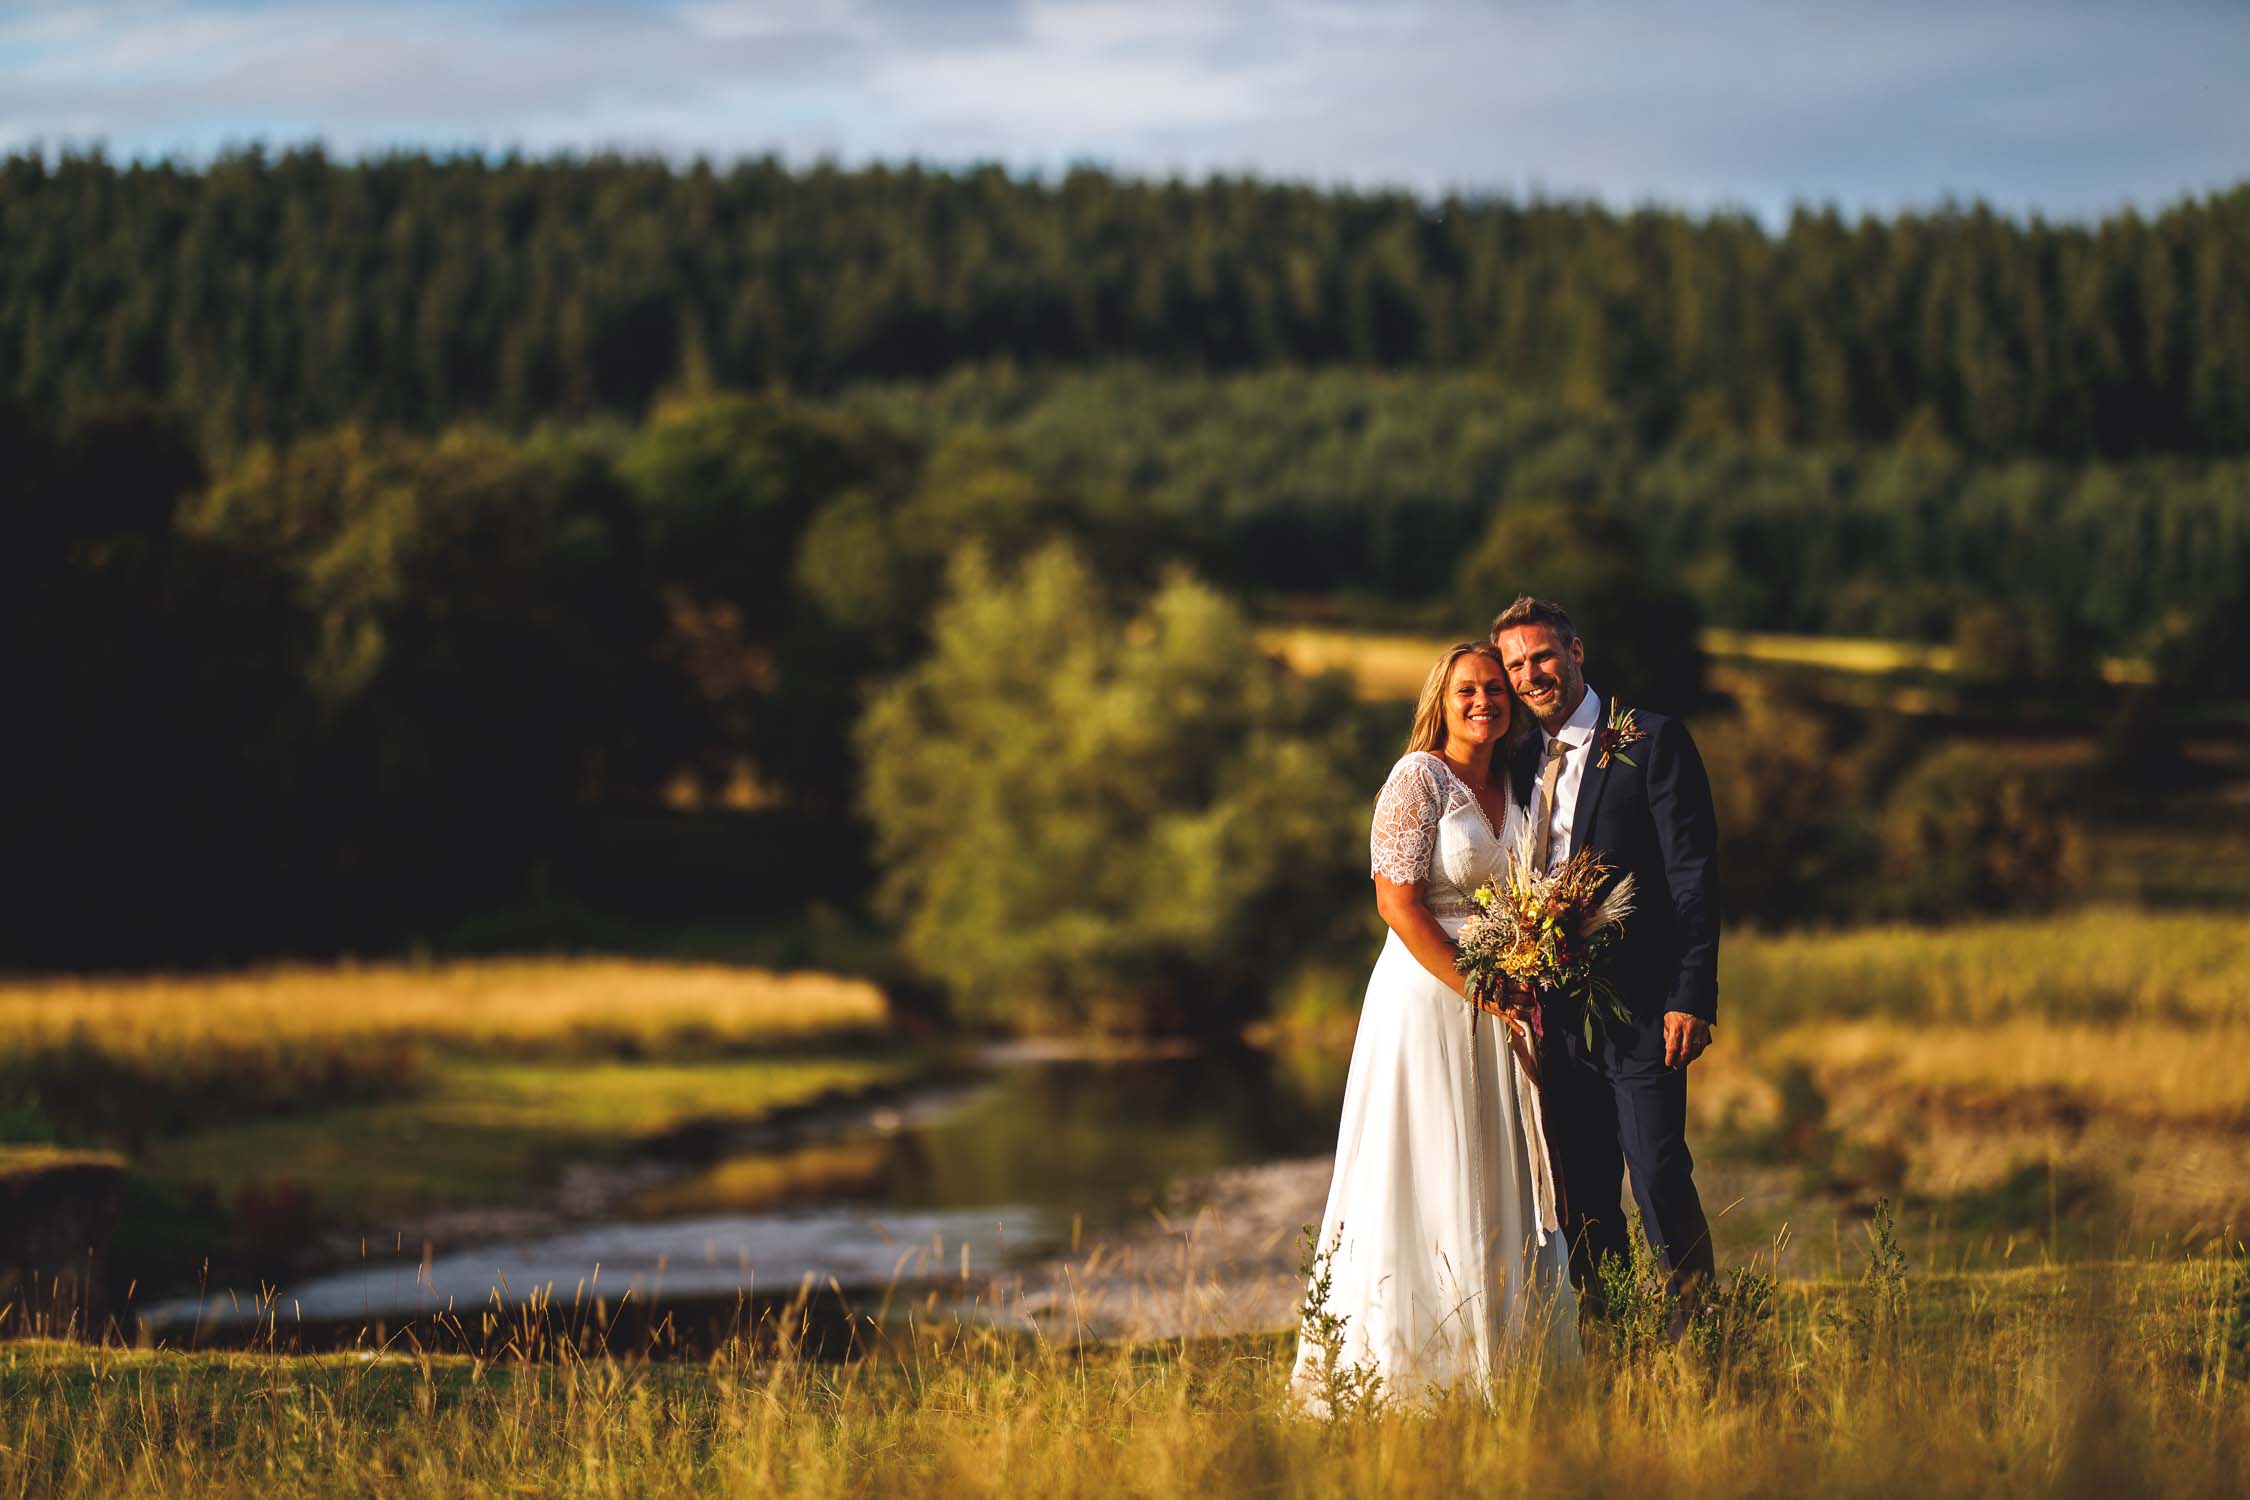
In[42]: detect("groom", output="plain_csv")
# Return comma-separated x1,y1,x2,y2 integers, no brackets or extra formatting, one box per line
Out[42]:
1492,596,1720,1310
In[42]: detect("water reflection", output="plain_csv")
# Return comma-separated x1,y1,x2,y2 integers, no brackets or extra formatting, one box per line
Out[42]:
837,1047,1341,1228
218,1206,1044,1324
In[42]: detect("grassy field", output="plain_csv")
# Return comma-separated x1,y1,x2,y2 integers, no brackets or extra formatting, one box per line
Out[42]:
1691,909,2250,1261
1259,622,2160,700
1261,907,2250,1269
1257,622,1967,703
4,1256,2246,1498
9,927,2248,1495
0,962,921,1300
8,891,2241,1285
0,959,900,1149
1722,907,2250,1031
5,818,2246,1491
0,960,889,1056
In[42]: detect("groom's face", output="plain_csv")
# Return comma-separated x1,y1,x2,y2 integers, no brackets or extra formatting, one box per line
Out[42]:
1494,624,1586,732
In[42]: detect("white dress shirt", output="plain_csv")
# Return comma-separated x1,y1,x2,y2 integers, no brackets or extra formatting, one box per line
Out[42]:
1537,684,1602,870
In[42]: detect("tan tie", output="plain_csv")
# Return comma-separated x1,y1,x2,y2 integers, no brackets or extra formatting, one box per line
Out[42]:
1530,737,1570,874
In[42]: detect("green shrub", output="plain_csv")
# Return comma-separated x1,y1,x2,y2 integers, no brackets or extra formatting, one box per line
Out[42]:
1697,695,1875,927
619,392,915,637
1878,746,2086,920
2,399,316,964
794,432,1091,641
858,543,1363,1032
184,426,682,928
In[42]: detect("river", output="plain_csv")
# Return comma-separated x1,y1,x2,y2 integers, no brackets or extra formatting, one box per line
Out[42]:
141,1042,1352,1352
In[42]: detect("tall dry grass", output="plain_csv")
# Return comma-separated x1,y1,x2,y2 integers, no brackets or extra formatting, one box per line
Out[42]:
1715,911,2250,1243
3,1258,2245,1498
0,960,888,1058
1723,909,2250,1123
1724,909,2250,1032
1764,1019,2250,1125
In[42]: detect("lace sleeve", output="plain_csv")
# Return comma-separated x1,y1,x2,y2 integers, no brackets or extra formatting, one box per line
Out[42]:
1370,754,1445,883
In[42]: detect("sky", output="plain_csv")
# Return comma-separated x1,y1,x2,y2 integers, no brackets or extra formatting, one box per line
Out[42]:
2,0,2244,224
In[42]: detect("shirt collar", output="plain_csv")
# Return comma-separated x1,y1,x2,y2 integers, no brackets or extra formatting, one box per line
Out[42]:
1542,684,1601,750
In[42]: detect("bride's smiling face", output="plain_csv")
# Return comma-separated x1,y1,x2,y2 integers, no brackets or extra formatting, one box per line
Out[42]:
1444,653,1512,751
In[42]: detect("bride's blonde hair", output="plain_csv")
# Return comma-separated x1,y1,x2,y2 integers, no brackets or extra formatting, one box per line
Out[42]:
1404,642,1517,755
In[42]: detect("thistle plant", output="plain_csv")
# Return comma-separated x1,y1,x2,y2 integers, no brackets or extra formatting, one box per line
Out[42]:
2210,1234,2250,1392
1688,1246,1784,1378
1296,1224,1384,1422
1861,1197,1911,1349
1594,1212,1676,1364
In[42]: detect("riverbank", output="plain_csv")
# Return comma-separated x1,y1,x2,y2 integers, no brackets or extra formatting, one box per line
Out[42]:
0,961,936,1312
9,906,2247,1346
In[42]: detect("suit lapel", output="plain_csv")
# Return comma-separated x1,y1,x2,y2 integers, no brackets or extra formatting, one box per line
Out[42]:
1568,691,1612,859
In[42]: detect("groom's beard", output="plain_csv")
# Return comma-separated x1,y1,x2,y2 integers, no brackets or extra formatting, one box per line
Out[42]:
1523,675,1582,733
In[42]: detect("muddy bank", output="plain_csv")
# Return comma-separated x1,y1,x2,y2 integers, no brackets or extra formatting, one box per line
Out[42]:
978,1152,1819,1344
1,1149,126,1334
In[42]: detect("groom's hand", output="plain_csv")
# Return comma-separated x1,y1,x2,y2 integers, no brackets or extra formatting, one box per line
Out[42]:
1663,1012,1712,1069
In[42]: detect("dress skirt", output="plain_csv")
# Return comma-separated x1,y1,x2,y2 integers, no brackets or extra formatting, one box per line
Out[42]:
1290,927,1578,1409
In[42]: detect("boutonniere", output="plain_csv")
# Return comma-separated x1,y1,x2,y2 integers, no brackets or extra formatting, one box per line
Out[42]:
1594,703,1645,769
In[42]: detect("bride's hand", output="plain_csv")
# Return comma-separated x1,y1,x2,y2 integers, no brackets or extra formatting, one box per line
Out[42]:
1469,977,1535,1025
1492,977,1535,1020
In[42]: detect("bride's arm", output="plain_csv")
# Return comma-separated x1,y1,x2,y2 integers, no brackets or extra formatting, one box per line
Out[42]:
1374,875,1471,999
1369,754,1476,1001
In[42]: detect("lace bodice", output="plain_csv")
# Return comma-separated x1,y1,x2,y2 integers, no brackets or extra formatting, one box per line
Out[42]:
1369,752,1521,930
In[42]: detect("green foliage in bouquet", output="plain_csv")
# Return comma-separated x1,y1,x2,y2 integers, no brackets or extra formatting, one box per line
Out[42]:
1454,823,1639,1050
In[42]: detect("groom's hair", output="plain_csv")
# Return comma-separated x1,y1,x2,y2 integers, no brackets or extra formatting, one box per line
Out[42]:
1490,595,1576,646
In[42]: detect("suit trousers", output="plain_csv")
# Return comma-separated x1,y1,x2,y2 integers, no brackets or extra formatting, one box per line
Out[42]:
1543,1014,1716,1299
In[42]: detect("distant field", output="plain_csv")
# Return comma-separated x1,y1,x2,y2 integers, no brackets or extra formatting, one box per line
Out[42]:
0,1146,119,1182
1725,908,2250,1031
1261,623,2159,699
0,960,888,1058
1258,625,1458,700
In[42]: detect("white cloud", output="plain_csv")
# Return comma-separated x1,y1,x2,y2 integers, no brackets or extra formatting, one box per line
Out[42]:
868,2,1279,139
1,0,2242,221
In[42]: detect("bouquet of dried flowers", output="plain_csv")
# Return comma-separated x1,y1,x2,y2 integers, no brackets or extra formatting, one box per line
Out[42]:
1455,819,1639,1050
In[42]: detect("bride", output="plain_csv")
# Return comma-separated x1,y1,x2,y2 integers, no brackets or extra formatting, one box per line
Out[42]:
1290,641,1577,1409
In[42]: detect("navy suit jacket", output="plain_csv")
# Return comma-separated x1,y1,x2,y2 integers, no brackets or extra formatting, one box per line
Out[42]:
1513,693,1722,1027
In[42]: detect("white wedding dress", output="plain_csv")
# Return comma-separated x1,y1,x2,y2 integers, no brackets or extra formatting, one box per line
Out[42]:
1290,752,1577,1410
